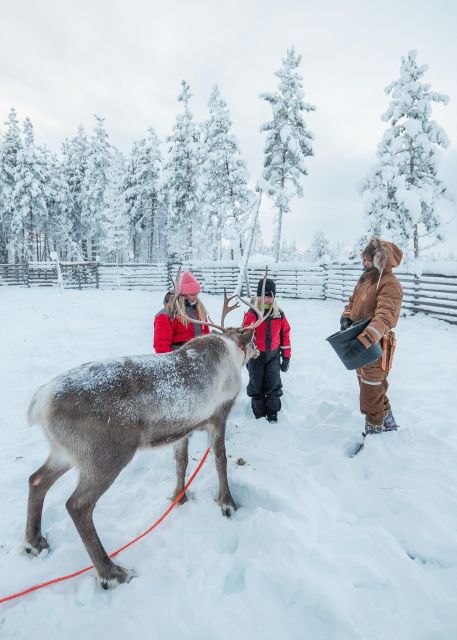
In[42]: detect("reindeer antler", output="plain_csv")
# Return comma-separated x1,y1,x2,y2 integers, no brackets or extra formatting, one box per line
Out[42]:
221,289,240,329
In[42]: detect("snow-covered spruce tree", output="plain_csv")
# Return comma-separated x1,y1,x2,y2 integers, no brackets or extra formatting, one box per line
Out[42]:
309,230,331,262
10,118,49,261
80,115,112,260
260,47,315,262
201,85,253,260
0,108,22,262
62,125,89,259
165,81,202,261
123,127,163,261
101,149,130,263
332,241,347,263
348,234,370,262
361,50,452,259
40,146,72,260
280,239,300,261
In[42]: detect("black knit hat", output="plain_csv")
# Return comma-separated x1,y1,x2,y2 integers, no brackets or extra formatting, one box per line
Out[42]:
257,278,276,297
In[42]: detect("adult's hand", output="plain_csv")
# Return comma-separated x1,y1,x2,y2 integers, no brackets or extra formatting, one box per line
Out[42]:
280,357,290,373
340,316,353,331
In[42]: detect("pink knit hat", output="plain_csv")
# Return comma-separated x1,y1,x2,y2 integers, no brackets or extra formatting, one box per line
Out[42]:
178,271,201,295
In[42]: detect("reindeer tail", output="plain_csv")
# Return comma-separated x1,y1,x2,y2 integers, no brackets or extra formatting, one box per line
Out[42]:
27,384,50,427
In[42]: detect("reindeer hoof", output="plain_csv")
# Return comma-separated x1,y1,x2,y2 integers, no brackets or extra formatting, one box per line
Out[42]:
220,501,238,518
172,492,188,505
98,566,137,590
24,535,49,556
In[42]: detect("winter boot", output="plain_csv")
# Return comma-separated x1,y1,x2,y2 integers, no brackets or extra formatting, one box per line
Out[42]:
266,412,278,423
251,398,267,420
364,419,383,435
383,409,399,432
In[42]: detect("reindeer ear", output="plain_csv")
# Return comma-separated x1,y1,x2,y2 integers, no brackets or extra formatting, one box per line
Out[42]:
237,329,254,347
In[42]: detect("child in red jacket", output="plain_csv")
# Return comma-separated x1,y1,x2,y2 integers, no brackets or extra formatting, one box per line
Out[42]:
243,278,291,422
154,271,210,353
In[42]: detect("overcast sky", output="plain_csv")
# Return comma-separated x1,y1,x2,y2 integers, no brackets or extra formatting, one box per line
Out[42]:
1,0,456,254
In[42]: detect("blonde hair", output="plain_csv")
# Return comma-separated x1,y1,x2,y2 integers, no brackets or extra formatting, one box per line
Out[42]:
166,294,208,327
252,296,280,318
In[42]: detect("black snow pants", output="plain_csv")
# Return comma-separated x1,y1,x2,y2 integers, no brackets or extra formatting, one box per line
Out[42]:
246,348,283,418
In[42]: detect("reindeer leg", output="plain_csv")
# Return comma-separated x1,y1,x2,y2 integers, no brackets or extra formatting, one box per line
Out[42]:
211,407,237,517
66,449,136,589
25,454,72,556
172,436,189,504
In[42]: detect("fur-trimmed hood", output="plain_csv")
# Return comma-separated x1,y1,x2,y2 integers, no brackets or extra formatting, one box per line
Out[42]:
362,237,403,272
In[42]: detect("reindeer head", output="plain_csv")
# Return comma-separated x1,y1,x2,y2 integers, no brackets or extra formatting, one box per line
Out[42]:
170,268,272,363
220,326,260,362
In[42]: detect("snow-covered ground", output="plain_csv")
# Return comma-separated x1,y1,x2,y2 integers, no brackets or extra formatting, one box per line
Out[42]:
1,288,456,640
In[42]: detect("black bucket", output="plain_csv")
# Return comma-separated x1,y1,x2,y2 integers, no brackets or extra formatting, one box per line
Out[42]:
326,316,383,370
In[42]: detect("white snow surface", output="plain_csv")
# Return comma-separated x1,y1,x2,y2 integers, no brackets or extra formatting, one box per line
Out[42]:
1,288,457,639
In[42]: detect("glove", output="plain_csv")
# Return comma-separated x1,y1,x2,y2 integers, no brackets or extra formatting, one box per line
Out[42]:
280,357,290,373
343,337,366,360
340,316,353,331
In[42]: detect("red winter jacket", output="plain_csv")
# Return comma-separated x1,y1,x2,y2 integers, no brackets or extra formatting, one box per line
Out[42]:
154,308,210,353
243,308,291,357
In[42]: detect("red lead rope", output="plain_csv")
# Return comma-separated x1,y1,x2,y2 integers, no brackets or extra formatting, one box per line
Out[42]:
0,447,211,605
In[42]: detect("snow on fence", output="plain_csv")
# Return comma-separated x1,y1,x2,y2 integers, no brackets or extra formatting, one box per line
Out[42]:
324,264,457,325
171,262,325,299
1,261,456,325
97,263,168,291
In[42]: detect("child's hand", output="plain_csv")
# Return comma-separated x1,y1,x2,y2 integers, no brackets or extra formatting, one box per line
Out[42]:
280,357,290,373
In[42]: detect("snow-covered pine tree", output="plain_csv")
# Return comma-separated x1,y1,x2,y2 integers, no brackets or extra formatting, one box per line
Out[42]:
0,108,22,262
361,50,452,259
201,85,253,260
260,47,315,262
123,127,163,261
80,115,112,260
62,125,89,259
309,230,331,262
165,81,202,261
10,118,49,261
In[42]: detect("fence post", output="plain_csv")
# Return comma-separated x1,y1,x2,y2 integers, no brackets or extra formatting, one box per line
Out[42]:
322,264,328,300
413,275,420,315
95,261,100,289
341,263,346,302
25,261,30,288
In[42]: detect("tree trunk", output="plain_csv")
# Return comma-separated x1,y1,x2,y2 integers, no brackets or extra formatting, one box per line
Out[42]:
274,204,283,263
274,171,286,263
235,191,262,296
28,206,35,261
413,224,419,258
148,197,155,262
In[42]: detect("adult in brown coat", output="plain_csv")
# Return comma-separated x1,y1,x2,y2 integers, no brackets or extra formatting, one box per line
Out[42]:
340,237,403,434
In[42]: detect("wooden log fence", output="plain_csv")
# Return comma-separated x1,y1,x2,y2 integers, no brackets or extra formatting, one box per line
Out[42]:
1,261,456,325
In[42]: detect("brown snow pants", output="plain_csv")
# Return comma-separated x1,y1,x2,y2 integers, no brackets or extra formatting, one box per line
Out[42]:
356,333,395,426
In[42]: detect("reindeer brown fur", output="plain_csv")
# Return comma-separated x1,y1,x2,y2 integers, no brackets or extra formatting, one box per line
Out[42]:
24,312,268,587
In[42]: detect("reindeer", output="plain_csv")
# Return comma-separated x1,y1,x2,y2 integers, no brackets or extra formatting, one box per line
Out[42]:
24,275,271,588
